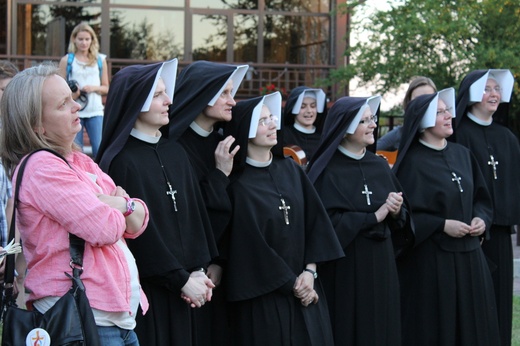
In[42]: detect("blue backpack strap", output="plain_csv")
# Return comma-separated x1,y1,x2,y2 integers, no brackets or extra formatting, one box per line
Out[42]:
66,52,74,80
97,56,103,79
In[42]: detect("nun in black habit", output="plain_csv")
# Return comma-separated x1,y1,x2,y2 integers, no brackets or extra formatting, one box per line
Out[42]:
393,88,500,346
96,60,218,346
282,86,327,164
223,92,343,346
174,61,248,345
452,69,520,346
306,96,414,346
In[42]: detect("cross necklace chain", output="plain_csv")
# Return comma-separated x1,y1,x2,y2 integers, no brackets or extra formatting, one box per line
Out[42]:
154,149,178,212
267,169,291,225
358,163,372,206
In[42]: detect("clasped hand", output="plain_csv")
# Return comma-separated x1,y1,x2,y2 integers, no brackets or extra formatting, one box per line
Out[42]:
293,271,318,307
180,271,215,308
444,217,486,238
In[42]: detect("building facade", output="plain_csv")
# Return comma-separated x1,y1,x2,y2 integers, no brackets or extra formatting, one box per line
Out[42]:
0,0,348,98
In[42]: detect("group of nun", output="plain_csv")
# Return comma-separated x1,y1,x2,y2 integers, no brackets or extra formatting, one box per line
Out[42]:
95,58,518,346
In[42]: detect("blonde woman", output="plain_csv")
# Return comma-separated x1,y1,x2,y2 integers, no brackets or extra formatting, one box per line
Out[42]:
58,22,109,158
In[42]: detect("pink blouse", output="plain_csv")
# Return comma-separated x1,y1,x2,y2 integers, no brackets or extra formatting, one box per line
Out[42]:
14,150,149,314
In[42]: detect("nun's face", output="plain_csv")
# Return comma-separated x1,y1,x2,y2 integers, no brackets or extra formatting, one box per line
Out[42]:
425,99,453,139
347,107,376,148
203,80,236,123
294,97,317,129
250,105,278,149
471,78,501,117
135,78,171,135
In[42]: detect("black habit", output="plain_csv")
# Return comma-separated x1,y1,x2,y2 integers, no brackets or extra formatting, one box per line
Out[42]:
453,69,520,346
97,62,217,346
174,61,246,346
394,93,500,346
308,96,413,346
224,95,344,346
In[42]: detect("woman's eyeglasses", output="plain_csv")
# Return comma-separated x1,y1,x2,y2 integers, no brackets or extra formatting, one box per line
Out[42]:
359,115,377,124
436,107,452,116
259,115,279,127
484,86,502,94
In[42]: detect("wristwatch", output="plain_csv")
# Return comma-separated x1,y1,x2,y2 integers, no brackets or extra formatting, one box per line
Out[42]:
304,268,318,279
123,197,136,217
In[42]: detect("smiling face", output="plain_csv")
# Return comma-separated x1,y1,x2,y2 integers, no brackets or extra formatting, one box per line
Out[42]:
135,78,172,136
470,78,501,119
424,98,453,141
247,105,278,160
40,74,82,146
294,96,317,129
344,107,376,153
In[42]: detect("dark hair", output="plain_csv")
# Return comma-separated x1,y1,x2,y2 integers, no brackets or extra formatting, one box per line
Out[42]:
403,76,437,110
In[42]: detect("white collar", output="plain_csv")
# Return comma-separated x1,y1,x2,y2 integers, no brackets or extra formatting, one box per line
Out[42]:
419,138,447,151
246,155,272,167
189,121,213,137
338,145,365,160
293,122,316,134
467,112,493,126
130,128,161,144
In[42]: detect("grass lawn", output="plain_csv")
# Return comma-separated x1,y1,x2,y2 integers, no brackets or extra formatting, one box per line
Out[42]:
514,295,520,345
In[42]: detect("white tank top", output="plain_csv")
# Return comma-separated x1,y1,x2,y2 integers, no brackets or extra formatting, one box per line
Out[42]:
70,54,105,118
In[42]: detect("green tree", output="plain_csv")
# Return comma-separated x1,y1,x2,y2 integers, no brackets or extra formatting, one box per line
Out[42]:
331,0,520,132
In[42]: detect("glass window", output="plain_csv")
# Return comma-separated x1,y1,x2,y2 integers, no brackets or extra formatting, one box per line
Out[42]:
0,0,6,54
16,4,102,56
191,0,258,10
233,14,258,63
38,0,102,3
192,14,227,62
263,14,330,65
110,0,183,6
265,0,329,12
110,9,184,60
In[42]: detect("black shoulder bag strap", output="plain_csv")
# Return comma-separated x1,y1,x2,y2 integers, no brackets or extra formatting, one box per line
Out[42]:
3,148,84,306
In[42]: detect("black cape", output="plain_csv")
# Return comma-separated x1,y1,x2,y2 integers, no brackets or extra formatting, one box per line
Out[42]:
282,86,328,162
307,96,381,183
174,61,247,346
453,69,520,346
394,95,500,346
223,96,344,346
96,62,164,167
97,63,218,346
169,60,242,140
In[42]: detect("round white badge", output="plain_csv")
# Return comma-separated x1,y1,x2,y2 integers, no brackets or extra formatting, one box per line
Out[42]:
25,328,51,346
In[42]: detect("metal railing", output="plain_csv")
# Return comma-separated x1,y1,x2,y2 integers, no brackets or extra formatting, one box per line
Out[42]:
0,55,338,100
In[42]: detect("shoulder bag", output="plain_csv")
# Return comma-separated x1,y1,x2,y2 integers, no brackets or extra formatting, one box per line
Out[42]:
1,148,101,346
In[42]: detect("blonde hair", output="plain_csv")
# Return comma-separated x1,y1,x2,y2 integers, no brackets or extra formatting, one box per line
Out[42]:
0,63,73,177
67,22,100,66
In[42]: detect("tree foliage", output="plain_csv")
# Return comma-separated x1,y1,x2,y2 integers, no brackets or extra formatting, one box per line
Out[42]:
331,0,520,132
